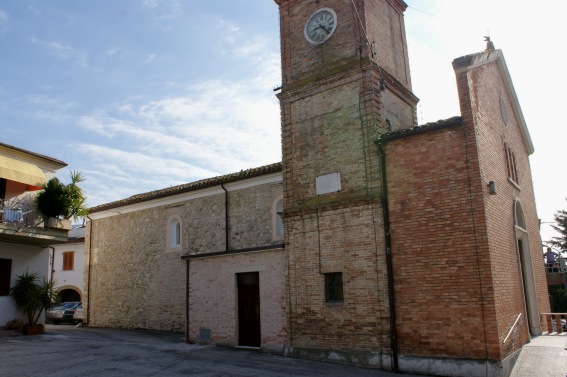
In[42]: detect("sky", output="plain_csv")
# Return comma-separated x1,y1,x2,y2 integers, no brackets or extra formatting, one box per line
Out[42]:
0,0,565,244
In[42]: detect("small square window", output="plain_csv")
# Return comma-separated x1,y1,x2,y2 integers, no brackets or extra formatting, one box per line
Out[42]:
62,252,74,271
325,272,344,303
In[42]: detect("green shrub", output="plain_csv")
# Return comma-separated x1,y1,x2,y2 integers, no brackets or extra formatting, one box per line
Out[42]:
548,285,567,312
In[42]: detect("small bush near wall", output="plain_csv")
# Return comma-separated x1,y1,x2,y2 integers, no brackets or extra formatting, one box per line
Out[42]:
549,285,567,312
4,319,24,330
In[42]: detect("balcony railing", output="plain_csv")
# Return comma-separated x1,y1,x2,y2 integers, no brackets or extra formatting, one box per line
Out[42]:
541,313,567,334
545,260,566,274
0,198,43,228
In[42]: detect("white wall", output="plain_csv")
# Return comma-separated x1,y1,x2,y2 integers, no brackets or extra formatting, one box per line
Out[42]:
51,227,85,300
0,241,50,326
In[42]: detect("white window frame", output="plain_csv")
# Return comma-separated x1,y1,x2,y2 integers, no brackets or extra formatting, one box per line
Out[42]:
167,215,182,252
272,195,284,241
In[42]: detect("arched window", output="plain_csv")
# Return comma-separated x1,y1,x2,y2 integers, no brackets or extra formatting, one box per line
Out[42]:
514,200,526,231
168,217,182,250
273,197,284,240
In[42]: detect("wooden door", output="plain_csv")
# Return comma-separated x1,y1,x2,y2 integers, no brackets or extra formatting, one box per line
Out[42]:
237,272,260,347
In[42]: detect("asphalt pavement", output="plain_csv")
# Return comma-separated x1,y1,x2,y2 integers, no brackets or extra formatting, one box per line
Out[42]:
3,325,564,376
0,324,424,377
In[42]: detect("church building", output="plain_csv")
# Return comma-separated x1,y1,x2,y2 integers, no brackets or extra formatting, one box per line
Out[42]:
85,1,549,376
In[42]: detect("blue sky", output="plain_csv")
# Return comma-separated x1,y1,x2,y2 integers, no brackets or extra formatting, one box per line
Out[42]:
0,0,565,243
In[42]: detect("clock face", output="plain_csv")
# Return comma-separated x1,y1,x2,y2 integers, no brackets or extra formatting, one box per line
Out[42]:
304,8,337,45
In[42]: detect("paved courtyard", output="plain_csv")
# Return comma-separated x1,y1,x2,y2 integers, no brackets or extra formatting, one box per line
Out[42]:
0,325,422,377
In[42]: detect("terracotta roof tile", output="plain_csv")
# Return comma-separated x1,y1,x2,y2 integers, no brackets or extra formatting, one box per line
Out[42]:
376,116,462,143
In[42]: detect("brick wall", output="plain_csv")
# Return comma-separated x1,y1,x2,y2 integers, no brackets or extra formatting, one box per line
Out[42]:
458,57,550,348
277,0,415,367
286,200,392,366
382,51,550,363
281,72,383,209
384,125,499,359
188,249,287,353
278,0,410,89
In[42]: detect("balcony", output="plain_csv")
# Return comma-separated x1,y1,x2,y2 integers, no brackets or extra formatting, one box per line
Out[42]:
0,198,69,245
545,258,566,287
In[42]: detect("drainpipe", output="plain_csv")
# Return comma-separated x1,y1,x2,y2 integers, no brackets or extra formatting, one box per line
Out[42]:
376,141,399,372
48,246,55,283
185,259,190,343
221,184,229,251
86,214,94,326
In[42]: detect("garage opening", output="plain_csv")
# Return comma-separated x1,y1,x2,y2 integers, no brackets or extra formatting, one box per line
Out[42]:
237,272,261,347
56,288,80,303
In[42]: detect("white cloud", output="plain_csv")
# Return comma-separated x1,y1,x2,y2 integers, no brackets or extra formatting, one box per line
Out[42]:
105,47,121,56
24,95,75,122
143,0,161,9
30,37,88,67
74,143,218,206
143,53,158,64
76,33,281,206
26,6,40,15
0,9,7,22
145,0,182,30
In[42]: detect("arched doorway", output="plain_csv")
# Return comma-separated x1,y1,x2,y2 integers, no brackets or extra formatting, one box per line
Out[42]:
514,199,541,336
56,287,81,303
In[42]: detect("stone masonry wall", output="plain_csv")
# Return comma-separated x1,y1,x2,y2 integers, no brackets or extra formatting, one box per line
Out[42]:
85,180,284,333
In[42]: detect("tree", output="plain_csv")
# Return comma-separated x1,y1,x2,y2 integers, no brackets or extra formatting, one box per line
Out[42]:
34,170,88,222
549,198,567,253
10,270,56,327
34,177,69,219
65,170,88,221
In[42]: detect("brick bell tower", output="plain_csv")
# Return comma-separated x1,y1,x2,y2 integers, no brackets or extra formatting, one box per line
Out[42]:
275,0,418,369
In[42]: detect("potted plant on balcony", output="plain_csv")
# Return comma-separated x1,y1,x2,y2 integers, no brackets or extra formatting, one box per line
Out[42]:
35,171,88,230
10,270,56,335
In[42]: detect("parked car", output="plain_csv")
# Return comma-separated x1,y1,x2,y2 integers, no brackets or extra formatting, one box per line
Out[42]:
73,303,83,324
46,302,81,324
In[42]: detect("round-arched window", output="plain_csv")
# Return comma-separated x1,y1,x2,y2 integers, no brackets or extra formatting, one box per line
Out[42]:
168,217,181,248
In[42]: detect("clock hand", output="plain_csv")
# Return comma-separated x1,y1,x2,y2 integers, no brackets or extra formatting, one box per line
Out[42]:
316,23,330,34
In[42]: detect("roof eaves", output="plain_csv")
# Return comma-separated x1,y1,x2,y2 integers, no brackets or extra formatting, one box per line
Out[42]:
0,142,68,167
89,162,283,213
376,116,463,143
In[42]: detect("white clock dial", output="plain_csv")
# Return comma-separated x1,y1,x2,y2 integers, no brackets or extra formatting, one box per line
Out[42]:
304,8,337,45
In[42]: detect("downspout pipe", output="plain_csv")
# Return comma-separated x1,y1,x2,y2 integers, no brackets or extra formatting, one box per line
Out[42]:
221,184,229,251
48,246,55,283
86,214,94,326
185,259,190,343
376,140,399,372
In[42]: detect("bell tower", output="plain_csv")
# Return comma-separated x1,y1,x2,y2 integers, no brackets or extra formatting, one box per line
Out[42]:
275,0,418,368
276,0,418,211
